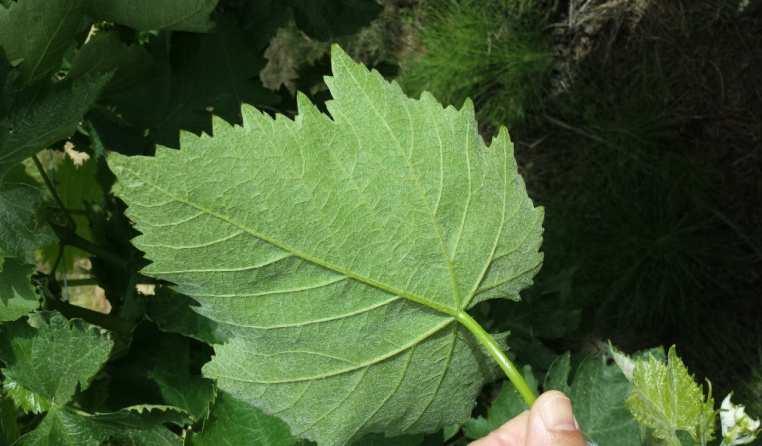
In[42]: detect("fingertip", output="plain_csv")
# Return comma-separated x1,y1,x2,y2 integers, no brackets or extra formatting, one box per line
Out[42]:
526,391,586,446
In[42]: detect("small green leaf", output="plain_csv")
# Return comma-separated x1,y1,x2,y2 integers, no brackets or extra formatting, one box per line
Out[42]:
627,346,716,445
87,0,219,32
463,366,538,440
190,392,296,446
0,312,113,406
0,0,89,83
0,258,39,322
109,45,543,444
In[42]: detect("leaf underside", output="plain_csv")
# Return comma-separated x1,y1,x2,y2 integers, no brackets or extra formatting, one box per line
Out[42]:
109,46,543,445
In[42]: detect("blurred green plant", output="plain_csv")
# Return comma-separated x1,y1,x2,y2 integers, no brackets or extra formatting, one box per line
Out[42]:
399,0,553,129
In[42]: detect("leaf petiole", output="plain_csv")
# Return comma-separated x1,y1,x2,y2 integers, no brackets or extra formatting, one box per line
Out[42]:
455,311,538,407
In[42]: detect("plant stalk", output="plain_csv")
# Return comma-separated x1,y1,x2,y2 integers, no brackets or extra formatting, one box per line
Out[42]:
456,311,537,407
32,154,76,229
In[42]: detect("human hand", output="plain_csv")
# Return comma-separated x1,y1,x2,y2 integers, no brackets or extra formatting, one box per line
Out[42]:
470,391,586,446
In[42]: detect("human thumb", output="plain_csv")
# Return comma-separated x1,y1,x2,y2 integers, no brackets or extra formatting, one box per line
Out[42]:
525,391,586,446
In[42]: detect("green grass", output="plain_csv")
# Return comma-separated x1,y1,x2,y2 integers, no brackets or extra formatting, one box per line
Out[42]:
399,0,553,129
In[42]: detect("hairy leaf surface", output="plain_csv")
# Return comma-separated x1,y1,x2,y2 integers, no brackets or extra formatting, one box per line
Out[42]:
0,312,113,406
627,346,716,445
109,45,543,445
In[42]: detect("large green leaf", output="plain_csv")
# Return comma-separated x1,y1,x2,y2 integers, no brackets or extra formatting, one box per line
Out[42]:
0,0,89,83
87,0,219,32
0,312,113,406
0,74,110,178
0,258,39,322
627,346,716,445
109,45,543,444
190,392,296,446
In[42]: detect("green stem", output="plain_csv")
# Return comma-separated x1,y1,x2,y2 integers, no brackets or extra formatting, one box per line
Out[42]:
456,311,537,407
32,154,75,229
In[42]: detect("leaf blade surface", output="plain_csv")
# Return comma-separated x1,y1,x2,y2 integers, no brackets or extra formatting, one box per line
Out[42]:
109,45,543,445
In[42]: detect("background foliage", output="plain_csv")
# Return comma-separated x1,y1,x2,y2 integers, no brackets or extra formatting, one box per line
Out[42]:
0,0,760,445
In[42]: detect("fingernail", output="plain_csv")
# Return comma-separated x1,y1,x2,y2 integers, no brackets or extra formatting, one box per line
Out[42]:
539,395,578,432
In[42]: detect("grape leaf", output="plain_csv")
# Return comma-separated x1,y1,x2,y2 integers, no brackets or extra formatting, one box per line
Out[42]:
0,0,89,83
190,392,296,446
109,45,543,444
0,74,110,178
87,0,219,32
463,366,538,440
0,312,113,406
0,258,39,322
627,346,716,445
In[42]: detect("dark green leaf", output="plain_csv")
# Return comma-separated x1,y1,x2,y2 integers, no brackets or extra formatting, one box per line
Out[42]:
0,74,110,177
290,0,381,40
87,0,219,32
19,405,187,446
0,170,55,262
0,258,39,322
147,335,216,420
106,23,278,148
546,354,640,446
0,0,89,83
0,395,20,445
147,288,225,345
190,392,296,446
